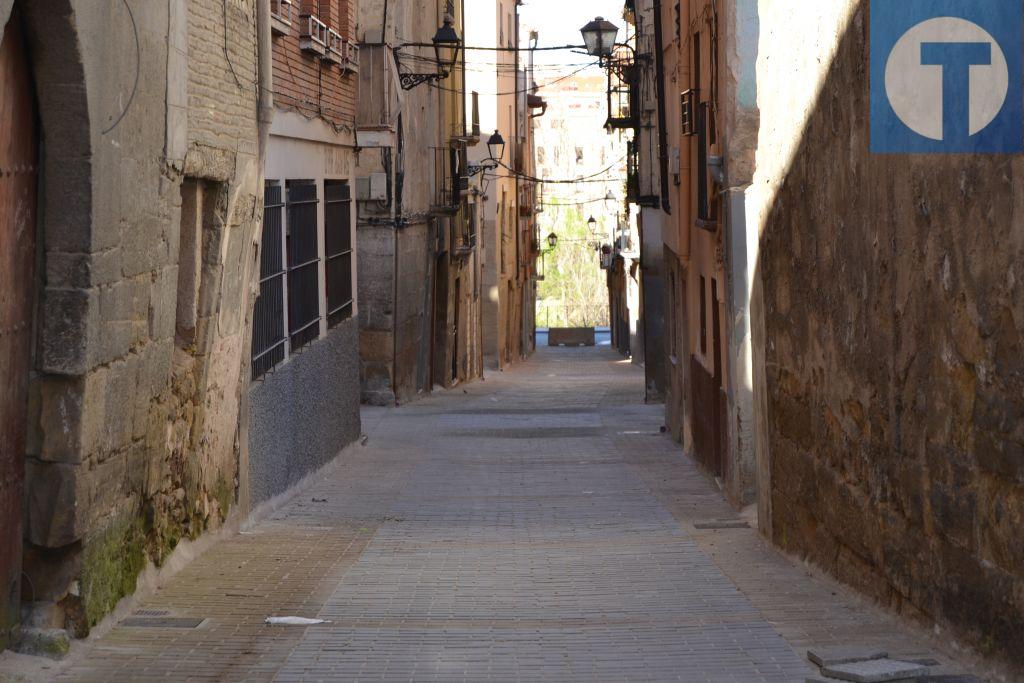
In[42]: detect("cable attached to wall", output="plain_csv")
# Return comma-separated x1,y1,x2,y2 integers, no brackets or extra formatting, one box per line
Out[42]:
102,0,140,135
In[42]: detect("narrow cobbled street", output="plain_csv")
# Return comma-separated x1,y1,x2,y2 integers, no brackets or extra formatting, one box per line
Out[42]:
31,347,983,682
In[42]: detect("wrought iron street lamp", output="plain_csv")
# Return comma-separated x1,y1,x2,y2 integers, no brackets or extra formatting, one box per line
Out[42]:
397,18,464,90
547,232,558,249
433,18,462,75
580,17,619,60
486,130,506,164
468,130,506,178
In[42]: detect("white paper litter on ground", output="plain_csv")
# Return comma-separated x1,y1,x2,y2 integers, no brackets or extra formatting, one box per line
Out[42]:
264,617,329,626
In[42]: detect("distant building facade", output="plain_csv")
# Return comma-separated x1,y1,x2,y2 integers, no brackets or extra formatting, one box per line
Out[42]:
355,0,483,405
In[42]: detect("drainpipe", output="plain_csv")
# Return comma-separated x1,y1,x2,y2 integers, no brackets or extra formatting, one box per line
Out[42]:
239,0,273,515
652,0,671,214
257,0,273,161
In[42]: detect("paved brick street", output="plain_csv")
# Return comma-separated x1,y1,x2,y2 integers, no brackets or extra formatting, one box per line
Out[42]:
13,347,989,682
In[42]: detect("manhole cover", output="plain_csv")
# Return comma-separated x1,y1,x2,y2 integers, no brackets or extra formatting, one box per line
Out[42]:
121,617,205,629
694,521,750,529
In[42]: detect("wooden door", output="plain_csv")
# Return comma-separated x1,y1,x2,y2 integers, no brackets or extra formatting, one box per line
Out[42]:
0,8,38,641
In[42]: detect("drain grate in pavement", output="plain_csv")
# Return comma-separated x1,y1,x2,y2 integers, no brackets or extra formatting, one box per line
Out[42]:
133,609,170,617
694,520,750,530
121,617,205,629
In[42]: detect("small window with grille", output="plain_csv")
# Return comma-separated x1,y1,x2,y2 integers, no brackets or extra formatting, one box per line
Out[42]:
324,180,353,328
681,89,697,136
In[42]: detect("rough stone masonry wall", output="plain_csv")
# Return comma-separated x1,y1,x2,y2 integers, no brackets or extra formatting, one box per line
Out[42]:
753,0,1024,664
21,0,261,638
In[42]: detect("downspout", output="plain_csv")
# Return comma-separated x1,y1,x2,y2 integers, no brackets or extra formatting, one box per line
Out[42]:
240,0,273,515
652,0,671,214
257,0,273,160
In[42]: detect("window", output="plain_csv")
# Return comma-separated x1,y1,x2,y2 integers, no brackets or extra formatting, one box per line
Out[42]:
286,180,321,352
252,178,356,379
699,275,707,356
324,180,353,327
681,89,697,136
252,182,287,379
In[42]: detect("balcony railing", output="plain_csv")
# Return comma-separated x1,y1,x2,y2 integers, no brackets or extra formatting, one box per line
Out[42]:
270,0,294,36
606,60,639,129
431,147,462,215
299,13,328,57
324,29,345,65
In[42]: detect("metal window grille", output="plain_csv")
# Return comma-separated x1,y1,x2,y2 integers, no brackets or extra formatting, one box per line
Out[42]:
681,89,697,136
252,182,287,380
286,180,321,352
324,180,353,328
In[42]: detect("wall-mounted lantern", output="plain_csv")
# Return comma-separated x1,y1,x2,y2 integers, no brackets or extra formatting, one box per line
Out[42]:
397,18,464,90
433,18,462,75
547,232,559,250
486,130,506,165
468,130,506,178
580,17,619,60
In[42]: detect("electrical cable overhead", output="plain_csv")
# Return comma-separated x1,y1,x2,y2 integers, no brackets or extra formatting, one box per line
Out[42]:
424,61,599,97
492,155,626,185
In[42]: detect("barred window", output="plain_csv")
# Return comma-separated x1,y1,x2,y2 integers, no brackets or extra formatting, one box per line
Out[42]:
324,180,353,328
286,180,321,352
252,182,287,380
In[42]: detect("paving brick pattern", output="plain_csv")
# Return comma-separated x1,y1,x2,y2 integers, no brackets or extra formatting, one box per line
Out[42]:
32,347,994,682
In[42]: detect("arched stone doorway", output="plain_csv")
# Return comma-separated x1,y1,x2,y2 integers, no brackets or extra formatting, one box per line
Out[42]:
0,0,91,648
0,5,38,648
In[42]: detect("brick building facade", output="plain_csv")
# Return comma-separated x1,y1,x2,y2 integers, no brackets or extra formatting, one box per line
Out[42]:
248,0,362,505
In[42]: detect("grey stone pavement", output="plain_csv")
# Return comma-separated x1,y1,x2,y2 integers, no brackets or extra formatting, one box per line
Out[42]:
6,346,998,681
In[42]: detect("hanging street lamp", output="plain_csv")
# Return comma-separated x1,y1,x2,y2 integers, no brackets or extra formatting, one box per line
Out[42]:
580,17,620,61
468,130,506,177
397,18,464,90
547,233,559,250
432,17,462,75
486,130,506,165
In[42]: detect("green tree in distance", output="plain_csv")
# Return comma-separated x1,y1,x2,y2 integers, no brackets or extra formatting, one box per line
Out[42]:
537,204,610,328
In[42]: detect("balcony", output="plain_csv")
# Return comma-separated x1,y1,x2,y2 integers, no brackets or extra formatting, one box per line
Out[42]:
299,13,327,57
606,60,639,130
452,92,481,144
324,29,345,66
343,40,360,73
431,147,462,216
270,0,294,36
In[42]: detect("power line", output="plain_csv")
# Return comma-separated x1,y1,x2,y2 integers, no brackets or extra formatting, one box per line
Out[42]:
425,62,598,96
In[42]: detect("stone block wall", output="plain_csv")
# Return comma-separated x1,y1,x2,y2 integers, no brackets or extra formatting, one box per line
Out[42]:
16,0,262,638
752,0,1024,663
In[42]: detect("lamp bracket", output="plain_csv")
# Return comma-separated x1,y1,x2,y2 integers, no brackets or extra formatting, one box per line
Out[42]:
398,71,448,90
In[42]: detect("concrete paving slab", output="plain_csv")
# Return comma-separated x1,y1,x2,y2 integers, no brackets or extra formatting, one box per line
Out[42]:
822,659,929,682
807,647,890,667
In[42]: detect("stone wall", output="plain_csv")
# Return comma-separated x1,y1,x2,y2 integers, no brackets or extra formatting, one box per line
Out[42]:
752,0,1024,662
15,0,262,640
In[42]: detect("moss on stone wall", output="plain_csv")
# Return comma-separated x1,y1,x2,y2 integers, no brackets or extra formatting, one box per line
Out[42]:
80,516,146,627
